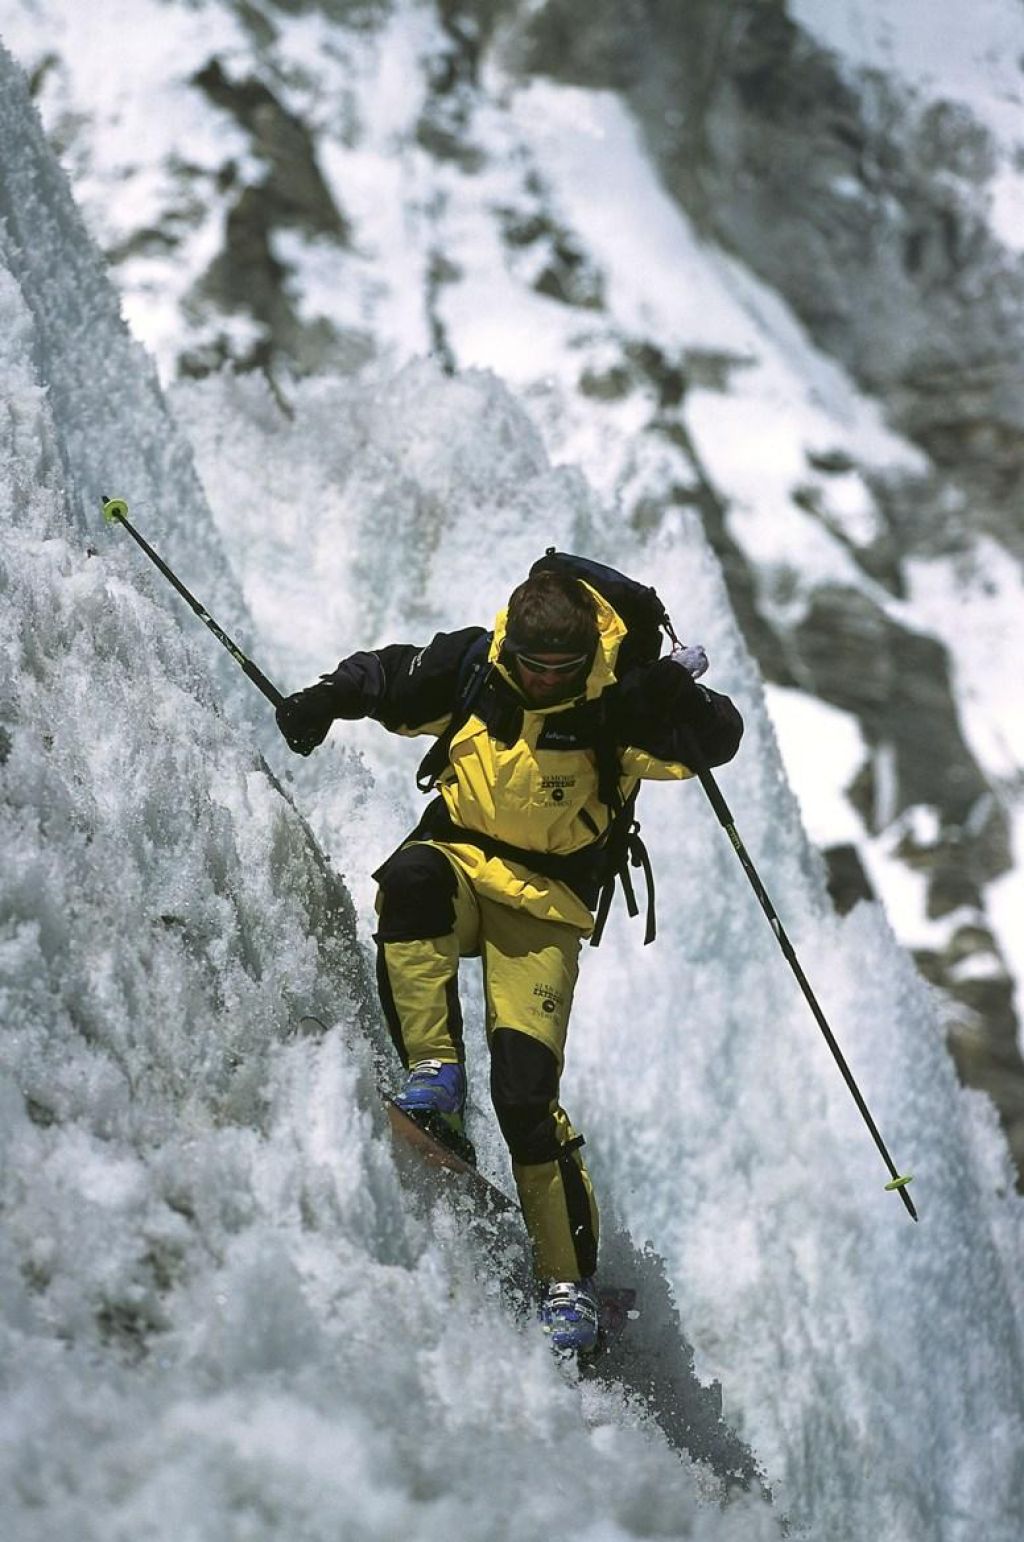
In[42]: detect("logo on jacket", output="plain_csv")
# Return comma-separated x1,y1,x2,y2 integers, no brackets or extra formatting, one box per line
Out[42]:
541,774,575,805
533,982,563,1016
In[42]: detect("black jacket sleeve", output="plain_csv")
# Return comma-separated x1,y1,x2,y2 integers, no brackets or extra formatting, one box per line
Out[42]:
316,627,488,734
611,657,743,769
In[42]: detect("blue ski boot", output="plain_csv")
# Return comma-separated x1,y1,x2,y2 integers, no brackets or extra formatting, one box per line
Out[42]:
538,1277,600,1356
393,1060,475,1165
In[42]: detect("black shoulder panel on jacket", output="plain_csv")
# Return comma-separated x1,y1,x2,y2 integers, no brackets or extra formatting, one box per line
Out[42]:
371,627,490,733
316,651,387,720
610,658,743,768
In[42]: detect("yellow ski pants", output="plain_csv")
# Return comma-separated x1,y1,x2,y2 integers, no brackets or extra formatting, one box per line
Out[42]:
374,841,599,1282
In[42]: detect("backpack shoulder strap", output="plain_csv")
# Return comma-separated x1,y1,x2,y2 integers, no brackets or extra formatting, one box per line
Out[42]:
415,632,493,792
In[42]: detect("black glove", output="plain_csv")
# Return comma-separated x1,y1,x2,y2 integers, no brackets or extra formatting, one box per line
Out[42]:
661,655,714,726
276,683,338,756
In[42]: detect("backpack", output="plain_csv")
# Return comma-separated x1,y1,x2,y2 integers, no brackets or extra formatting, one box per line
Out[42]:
415,550,681,945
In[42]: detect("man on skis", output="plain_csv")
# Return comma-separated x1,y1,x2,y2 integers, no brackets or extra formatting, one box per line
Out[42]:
275,562,743,1354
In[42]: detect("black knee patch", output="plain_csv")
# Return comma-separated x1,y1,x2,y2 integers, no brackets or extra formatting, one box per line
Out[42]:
490,1028,563,1165
374,843,458,942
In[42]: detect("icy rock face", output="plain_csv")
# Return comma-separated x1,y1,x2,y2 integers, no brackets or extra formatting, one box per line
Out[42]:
183,57,358,378
506,0,1024,1162
7,26,1024,1536
511,0,1024,559
0,35,250,694
0,252,375,1381
7,3,1024,1166
0,184,775,1536
0,35,376,1200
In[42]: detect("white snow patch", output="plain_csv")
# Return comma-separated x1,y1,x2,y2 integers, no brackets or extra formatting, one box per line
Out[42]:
763,686,866,847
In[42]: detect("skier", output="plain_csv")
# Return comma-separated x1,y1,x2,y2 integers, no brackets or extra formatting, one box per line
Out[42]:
275,564,743,1353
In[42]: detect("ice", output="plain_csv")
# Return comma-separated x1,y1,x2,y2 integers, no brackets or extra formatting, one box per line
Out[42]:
181,352,1024,1538
2,31,1024,1542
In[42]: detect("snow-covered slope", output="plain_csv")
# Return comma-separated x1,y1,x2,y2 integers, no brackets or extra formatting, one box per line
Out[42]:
4,10,1024,1540
0,44,771,1538
7,0,1023,1173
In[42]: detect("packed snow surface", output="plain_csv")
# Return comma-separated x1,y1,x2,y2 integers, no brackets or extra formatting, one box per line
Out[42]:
2,25,1024,1542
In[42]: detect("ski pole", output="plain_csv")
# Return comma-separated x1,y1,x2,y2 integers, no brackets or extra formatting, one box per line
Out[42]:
685,730,917,1221
101,496,283,709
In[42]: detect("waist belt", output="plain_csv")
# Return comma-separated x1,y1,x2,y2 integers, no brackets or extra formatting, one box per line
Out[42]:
399,797,655,946
408,798,606,908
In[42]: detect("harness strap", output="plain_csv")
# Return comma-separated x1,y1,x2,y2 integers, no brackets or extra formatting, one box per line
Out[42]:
416,637,492,792
618,846,640,919
589,816,656,948
407,798,607,908
627,822,657,945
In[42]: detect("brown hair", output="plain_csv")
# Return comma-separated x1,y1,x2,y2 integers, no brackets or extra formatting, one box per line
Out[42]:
505,570,598,654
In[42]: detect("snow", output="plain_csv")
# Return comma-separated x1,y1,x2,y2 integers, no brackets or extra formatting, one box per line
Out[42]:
988,161,1024,252
3,12,1024,1542
790,0,1024,137
2,0,257,379
900,539,1024,997
792,0,1024,257
905,539,1024,779
762,687,865,847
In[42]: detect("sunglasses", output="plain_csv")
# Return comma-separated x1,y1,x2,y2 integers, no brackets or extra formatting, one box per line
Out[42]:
513,651,590,676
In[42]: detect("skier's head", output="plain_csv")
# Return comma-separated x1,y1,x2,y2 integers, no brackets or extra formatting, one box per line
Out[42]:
504,570,598,705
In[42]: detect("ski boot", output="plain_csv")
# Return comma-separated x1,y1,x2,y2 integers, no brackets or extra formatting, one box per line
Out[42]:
393,1059,476,1165
538,1277,600,1357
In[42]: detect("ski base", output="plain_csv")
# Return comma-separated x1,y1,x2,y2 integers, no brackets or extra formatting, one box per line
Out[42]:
388,1101,478,1168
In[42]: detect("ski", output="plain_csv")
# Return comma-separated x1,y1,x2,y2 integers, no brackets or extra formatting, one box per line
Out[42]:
386,1095,636,1356
385,1097,511,1210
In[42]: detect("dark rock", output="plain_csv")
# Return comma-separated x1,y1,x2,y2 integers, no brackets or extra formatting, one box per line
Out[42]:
822,842,875,915
789,584,1008,851
184,58,354,375
495,200,605,309
683,349,755,393
579,364,633,400
194,60,348,241
807,448,857,476
625,342,687,407
25,1095,56,1128
532,238,605,308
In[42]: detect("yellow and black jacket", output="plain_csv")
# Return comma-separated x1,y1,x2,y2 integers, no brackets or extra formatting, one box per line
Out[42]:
317,587,743,932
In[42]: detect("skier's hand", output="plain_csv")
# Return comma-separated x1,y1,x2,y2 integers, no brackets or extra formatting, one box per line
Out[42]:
276,685,337,756
659,653,714,726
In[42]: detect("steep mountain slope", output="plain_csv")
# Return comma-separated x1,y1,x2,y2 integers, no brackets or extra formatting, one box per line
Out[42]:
4,13,1024,1540
0,40,777,1539
7,0,1024,1173
507,0,1024,1160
